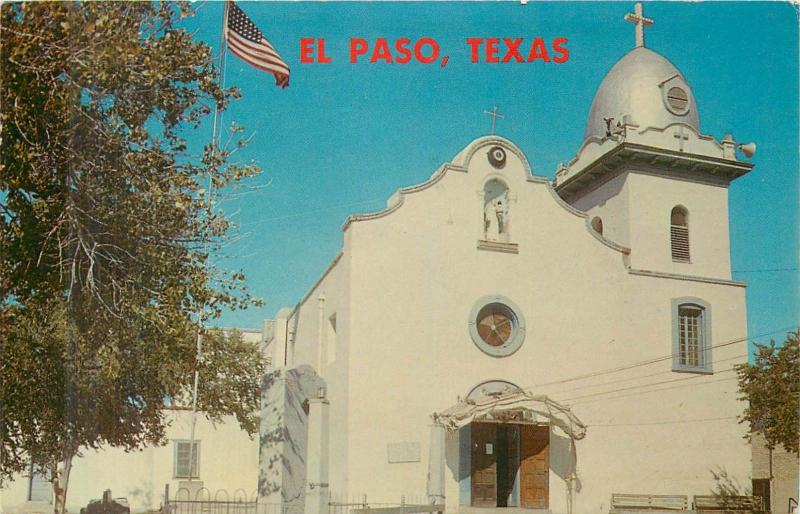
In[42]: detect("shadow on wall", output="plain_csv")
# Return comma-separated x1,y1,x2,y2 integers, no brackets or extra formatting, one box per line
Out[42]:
258,365,326,507
709,467,751,497
444,427,463,481
551,432,581,513
259,370,283,497
126,482,154,511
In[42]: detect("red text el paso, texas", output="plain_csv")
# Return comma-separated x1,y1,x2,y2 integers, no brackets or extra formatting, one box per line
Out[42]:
300,37,570,65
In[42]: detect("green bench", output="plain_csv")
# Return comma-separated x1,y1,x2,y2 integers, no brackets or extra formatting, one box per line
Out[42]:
611,494,689,513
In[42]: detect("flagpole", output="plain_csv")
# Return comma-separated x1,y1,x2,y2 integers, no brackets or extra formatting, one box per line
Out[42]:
186,0,230,482
211,0,229,151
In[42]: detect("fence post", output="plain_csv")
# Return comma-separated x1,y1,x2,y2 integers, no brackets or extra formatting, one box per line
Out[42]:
163,484,170,514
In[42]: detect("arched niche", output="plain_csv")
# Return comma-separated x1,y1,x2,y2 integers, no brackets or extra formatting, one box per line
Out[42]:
483,178,511,243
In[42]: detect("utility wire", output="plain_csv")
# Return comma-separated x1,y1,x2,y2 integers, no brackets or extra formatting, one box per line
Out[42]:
536,353,747,399
238,197,385,229
589,416,737,427
562,367,736,403
567,376,738,406
517,325,796,394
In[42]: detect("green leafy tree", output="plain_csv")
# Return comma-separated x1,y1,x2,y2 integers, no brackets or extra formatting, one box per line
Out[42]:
736,330,800,454
0,3,264,512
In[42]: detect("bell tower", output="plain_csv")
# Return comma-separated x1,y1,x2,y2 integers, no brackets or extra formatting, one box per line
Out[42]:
554,3,755,279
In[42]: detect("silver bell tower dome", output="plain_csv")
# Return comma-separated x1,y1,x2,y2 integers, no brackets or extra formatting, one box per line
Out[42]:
583,3,700,141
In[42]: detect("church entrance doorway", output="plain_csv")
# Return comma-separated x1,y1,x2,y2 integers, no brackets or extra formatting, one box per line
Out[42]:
470,422,549,509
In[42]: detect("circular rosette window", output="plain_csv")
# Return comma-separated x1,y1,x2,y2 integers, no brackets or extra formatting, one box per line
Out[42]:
468,295,526,357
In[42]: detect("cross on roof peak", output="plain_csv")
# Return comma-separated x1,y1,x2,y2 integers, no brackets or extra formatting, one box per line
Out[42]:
483,106,504,135
624,3,654,49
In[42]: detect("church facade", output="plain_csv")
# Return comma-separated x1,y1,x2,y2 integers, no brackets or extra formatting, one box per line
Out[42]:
259,5,756,514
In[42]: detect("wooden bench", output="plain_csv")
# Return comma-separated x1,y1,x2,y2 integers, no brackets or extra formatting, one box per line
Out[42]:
611,494,689,513
693,495,764,513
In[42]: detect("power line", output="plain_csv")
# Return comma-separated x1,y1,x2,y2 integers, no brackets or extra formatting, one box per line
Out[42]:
590,416,737,427
562,367,736,403
238,197,384,229
518,325,796,394
537,353,747,399
567,376,738,406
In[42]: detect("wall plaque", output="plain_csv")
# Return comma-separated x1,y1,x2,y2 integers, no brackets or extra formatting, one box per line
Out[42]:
387,442,421,463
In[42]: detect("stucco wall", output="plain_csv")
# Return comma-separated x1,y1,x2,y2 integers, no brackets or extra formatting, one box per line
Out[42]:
572,172,631,248
569,169,733,281
625,171,732,278
318,137,750,512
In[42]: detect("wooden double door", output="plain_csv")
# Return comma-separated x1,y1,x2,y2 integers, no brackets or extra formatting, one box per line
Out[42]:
471,422,549,509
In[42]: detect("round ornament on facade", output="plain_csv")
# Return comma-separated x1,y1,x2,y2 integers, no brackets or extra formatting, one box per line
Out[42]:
665,85,690,115
487,146,507,169
468,295,526,357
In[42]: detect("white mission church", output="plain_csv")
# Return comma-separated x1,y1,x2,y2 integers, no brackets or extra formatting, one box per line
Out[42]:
2,4,764,514
258,4,756,514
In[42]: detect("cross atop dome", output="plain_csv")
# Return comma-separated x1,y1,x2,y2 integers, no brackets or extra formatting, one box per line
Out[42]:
624,3,654,48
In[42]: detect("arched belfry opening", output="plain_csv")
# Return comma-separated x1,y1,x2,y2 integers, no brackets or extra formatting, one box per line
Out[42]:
670,205,690,262
484,178,511,243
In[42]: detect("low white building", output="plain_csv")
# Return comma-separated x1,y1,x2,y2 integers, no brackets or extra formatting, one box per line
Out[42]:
1,330,263,514
257,5,758,514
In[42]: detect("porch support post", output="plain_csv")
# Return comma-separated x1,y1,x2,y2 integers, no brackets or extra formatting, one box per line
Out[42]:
426,421,446,504
305,393,330,514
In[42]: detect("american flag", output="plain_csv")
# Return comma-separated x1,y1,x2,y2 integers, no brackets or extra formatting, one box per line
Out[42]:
225,2,290,88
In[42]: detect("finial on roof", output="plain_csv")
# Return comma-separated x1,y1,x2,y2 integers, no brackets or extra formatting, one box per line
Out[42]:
624,3,654,48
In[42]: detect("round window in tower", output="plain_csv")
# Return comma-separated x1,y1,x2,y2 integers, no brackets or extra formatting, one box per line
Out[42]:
665,86,689,115
468,295,526,357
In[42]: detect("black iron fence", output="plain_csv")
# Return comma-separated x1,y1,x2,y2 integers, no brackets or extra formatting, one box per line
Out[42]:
327,494,442,514
162,488,439,514
163,486,301,514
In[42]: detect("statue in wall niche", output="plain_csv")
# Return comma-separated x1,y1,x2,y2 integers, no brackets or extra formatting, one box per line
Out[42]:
484,179,511,242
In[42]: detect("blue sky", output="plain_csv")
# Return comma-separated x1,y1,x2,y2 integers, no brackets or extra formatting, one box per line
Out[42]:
182,2,798,348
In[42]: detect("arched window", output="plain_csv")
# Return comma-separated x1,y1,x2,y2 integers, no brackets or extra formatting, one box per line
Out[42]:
670,206,690,262
591,216,603,235
672,297,712,373
483,179,510,243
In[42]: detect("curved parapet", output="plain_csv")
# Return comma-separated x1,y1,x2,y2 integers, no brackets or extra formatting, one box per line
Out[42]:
342,135,631,257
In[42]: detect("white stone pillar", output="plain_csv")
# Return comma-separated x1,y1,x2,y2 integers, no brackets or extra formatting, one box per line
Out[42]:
426,422,446,504
305,394,330,514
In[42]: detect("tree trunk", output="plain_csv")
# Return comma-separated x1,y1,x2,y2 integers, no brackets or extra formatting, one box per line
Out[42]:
52,453,74,514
